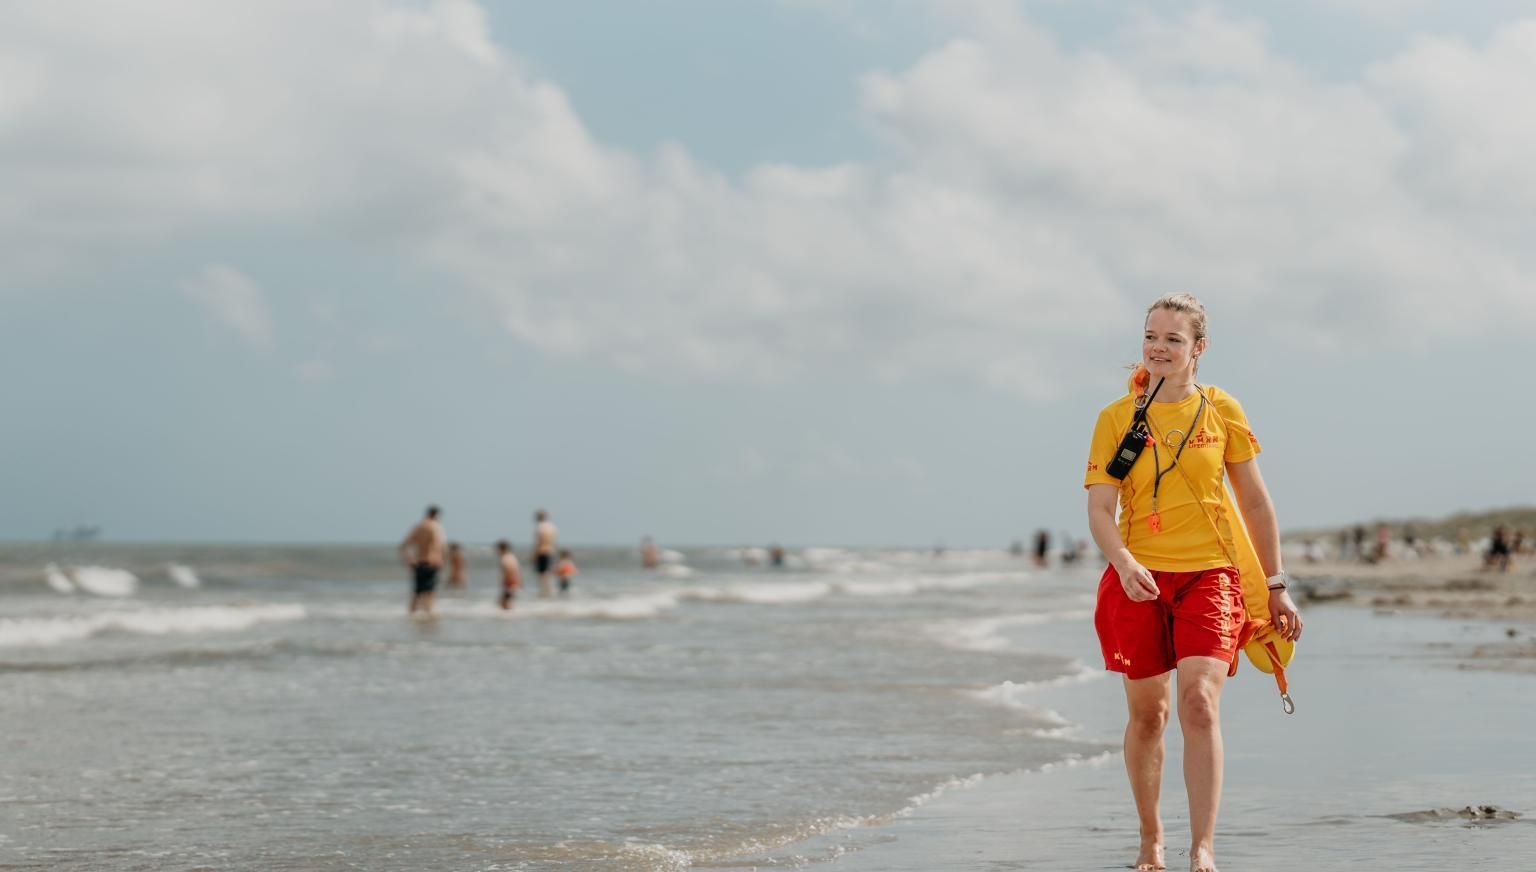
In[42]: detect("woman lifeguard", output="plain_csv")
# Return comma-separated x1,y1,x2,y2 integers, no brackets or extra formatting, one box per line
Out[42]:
1084,293,1302,872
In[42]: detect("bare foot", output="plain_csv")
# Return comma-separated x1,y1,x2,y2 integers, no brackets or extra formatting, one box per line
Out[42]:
1135,835,1166,870
1189,845,1217,872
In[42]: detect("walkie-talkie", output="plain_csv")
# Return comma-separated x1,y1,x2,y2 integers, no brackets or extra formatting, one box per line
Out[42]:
1106,377,1163,480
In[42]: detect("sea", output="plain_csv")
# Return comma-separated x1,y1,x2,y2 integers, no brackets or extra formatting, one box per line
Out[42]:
0,543,1115,870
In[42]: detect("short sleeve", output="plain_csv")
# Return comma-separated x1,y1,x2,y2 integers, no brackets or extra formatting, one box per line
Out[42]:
1212,389,1261,463
1084,406,1123,489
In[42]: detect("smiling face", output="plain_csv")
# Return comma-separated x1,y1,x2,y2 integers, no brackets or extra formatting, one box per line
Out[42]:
1143,307,1206,381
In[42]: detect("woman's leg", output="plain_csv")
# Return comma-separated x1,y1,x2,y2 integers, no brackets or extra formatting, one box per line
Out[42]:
1123,672,1173,870
1176,656,1230,872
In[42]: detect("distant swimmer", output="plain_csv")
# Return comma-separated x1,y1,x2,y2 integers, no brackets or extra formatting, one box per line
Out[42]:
768,544,785,568
533,509,559,598
641,536,660,569
497,539,522,610
1033,529,1051,567
1059,533,1079,565
399,505,446,616
447,542,467,590
1084,294,1300,872
555,549,578,595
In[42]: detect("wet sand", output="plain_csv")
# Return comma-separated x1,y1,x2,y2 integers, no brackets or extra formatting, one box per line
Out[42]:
1292,555,1536,674
731,595,1536,870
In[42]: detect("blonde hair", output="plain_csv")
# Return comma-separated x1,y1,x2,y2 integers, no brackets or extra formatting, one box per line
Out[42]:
1133,293,1209,377
1146,293,1208,343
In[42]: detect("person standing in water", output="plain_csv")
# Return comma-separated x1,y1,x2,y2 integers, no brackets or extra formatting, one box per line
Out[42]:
447,542,467,590
1084,294,1301,872
532,509,559,598
399,505,447,615
497,540,522,610
555,549,578,595
640,536,660,569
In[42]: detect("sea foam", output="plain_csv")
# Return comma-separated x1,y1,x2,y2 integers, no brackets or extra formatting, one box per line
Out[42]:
0,604,307,648
679,581,834,605
927,610,1092,653
971,664,1108,707
45,563,74,594
67,565,139,598
167,563,201,588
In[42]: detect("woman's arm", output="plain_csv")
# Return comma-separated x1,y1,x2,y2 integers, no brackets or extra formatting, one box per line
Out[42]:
1227,458,1302,641
1087,484,1159,601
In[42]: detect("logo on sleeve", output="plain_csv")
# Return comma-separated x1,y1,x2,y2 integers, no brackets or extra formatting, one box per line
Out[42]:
1247,431,1259,446
1087,461,1100,473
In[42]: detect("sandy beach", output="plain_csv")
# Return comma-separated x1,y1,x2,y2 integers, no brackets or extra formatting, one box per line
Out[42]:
731,564,1536,871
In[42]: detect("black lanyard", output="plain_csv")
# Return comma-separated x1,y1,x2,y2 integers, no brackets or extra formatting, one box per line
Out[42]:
1148,391,1207,513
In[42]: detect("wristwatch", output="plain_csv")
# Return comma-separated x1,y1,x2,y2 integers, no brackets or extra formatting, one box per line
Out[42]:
1266,571,1288,591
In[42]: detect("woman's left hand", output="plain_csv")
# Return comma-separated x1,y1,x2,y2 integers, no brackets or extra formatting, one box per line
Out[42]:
1269,589,1302,642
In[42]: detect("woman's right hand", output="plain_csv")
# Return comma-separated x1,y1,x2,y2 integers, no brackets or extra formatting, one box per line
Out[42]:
1116,560,1160,602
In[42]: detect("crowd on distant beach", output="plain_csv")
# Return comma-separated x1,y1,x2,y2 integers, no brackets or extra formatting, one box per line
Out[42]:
1298,523,1530,572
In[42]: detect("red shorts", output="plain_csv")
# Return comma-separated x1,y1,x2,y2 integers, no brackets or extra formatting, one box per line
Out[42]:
1094,564,1246,680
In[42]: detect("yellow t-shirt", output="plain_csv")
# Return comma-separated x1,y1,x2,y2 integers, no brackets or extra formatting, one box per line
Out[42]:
1083,385,1261,572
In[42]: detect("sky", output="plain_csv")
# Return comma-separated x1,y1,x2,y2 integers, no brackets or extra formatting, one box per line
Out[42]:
3,0,1533,546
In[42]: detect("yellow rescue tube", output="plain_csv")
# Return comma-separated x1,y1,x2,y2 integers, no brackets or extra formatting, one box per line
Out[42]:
1223,482,1295,675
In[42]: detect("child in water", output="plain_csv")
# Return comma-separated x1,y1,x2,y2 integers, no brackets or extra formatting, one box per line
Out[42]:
555,550,578,595
447,542,467,590
497,540,521,610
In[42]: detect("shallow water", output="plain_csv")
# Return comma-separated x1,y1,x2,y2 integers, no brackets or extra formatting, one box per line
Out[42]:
810,607,1536,871
0,544,1112,870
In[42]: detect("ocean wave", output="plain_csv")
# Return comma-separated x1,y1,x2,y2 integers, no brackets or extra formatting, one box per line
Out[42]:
720,748,1121,864
1037,750,1117,772
678,581,834,605
513,593,682,621
927,609,1092,653
831,571,1019,597
314,592,686,624
973,663,1108,699
45,563,74,594
0,604,307,648
61,564,139,597
167,563,201,588
967,676,1102,737
889,772,988,819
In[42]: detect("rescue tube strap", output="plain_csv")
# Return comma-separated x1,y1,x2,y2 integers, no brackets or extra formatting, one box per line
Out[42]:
1167,387,1296,713
1262,641,1295,715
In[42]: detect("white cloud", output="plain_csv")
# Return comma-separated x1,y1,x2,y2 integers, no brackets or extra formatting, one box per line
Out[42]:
6,2,1536,396
1314,0,1438,20
180,264,272,349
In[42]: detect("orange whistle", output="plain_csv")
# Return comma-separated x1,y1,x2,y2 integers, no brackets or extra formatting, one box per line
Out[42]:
1147,513,1162,534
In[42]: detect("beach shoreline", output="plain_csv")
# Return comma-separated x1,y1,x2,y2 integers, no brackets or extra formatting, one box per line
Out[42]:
739,569,1536,871
1292,555,1536,674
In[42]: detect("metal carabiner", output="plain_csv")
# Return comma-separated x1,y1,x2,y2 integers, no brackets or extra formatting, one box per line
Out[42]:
1281,693,1295,715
